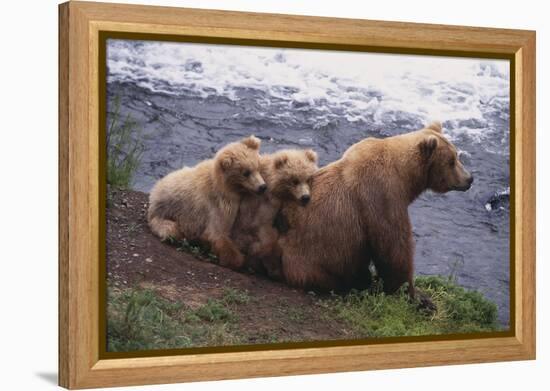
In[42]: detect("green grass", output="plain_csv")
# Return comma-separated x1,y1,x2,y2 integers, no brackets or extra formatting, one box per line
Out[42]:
319,276,500,337
221,287,251,305
106,95,144,189
107,287,244,352
107,276,501,352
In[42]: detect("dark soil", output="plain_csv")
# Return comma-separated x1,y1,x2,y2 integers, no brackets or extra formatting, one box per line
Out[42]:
106,188,355,344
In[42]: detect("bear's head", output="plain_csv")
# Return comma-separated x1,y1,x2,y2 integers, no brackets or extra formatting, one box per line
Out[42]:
269,149,319,206
418,122,474,193
216,135,267,195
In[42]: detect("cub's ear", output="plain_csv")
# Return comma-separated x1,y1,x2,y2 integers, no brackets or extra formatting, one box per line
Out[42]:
273,154,288,169
426,121,443,133
304,149,318,163
419,136,438,160
218,156,234,171
241,135,261,150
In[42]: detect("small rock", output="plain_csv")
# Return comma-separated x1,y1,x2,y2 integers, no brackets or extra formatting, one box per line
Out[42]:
145,257,153,263
133,253,139,257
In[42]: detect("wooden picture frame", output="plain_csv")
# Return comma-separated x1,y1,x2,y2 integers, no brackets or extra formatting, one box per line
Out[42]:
59,1,536,389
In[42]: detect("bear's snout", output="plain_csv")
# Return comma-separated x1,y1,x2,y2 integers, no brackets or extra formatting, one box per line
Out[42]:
462,174,474,190
454,174,474,191
300,194,311,205
257,183,267,194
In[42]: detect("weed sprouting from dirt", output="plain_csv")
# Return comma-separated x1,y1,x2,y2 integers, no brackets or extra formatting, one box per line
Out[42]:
192,299,233,322
107,95,144,189
447,255,465,283
222,288,251,305
168,238,218,263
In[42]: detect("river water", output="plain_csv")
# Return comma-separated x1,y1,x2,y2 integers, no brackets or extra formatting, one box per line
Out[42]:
106,39,511,326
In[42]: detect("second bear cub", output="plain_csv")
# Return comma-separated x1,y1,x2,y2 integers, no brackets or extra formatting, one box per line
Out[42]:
148,135,265,270
231,149,318,278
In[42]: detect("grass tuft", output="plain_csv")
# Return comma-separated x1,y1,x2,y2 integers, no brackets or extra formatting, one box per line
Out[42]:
107,288,188,352
321,276,500,337
107,287,247,352
107,95,144,188
222,288,251,305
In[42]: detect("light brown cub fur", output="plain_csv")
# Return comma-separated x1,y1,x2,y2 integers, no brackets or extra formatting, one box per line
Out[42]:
231,149,318,278
148,135,266,270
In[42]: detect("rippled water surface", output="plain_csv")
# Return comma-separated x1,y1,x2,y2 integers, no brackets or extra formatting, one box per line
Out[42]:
106,39,511,326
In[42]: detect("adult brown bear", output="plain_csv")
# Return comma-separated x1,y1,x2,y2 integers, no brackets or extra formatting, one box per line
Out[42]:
278,122,473,302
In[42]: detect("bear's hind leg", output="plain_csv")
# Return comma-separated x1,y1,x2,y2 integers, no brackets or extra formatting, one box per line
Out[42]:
282,252,340,292
149,216,181,241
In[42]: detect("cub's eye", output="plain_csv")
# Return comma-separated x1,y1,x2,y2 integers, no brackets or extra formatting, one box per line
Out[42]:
243,170,251,178
449,159,456,167
292,178,300,186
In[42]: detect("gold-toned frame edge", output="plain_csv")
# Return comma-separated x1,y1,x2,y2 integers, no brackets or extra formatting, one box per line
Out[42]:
95,28,518,361
59,1,536,389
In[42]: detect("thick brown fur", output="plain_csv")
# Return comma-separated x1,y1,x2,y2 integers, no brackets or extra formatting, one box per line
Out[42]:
231,149,318,279
278,122,473,299
148,135,266,270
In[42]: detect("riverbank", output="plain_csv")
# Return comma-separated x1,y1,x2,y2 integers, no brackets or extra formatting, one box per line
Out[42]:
106,188,502,352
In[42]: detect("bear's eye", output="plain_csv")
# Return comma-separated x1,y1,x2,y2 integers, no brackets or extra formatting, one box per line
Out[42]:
243,170,251,178
449,159,456,168
292,178,300,186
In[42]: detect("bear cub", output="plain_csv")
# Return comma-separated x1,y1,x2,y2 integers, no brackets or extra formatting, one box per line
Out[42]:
148,135,265,269
231,148,318,278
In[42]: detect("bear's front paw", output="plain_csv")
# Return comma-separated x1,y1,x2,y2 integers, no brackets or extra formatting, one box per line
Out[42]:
415,290,437,314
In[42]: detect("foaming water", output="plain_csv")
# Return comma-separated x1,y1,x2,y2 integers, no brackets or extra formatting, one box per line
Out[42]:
107,39,511,326
107,40,509,137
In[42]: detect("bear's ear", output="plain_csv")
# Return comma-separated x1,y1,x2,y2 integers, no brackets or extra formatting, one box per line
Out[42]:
426,121,443,133
419,136,438,160
241,135,261,150
274,154,288,169
219,156,234,171
304,149,318,163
